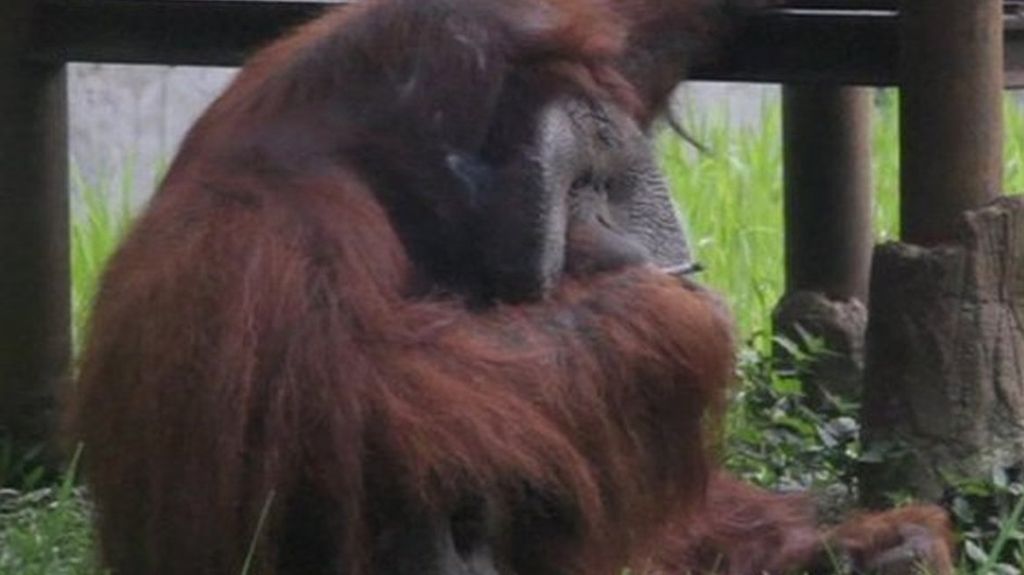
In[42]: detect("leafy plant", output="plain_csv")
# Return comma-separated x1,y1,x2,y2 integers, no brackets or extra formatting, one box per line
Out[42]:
725,332,861,495
0,437,47,491
947,470,1024,575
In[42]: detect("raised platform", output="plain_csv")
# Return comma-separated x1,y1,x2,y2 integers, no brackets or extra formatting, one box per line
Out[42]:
25,0,1024,87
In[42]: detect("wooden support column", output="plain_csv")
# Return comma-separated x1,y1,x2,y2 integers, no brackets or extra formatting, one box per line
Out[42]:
900,0,1003,244
774,86,874,401
0,0,70,463
782,85,874,302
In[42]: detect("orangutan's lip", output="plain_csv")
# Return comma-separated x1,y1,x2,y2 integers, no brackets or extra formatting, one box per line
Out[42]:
661,262,704,277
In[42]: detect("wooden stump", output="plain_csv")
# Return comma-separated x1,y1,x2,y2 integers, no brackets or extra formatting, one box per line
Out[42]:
861,196,1024,504
773,290,867,402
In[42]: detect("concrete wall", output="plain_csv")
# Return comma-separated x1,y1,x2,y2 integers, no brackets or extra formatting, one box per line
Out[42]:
67,63,779,204
69,64,235,203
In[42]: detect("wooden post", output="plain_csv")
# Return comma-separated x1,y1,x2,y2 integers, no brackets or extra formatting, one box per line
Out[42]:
773,86,874,401
900,0,1003,244
782,86,874,303
0,0,70,463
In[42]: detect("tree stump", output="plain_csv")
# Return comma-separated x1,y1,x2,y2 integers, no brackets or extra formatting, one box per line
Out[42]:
773,290,867,402
861,196,1024,504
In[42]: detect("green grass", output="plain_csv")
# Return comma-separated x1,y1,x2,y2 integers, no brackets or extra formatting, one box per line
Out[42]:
661,100,794,341
0,449,104,575
5,93,1024,573
0,490,101,575
665,91,1024,340
69,163,135,349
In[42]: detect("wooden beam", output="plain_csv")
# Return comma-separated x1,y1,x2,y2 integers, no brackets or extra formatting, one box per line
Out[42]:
24,0,1024,88
700,8,899,86
29,0,335,67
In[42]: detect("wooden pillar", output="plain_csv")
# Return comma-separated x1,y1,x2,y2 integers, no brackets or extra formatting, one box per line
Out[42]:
0,0,70,461
773,86,874,401
782,85,874,303
900,0,1003,244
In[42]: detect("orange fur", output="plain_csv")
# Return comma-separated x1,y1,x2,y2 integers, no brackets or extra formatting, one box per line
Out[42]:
66,1,954,574
829,506,956,574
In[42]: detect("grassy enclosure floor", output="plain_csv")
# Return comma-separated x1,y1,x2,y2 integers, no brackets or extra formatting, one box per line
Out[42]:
4,93,1024,574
